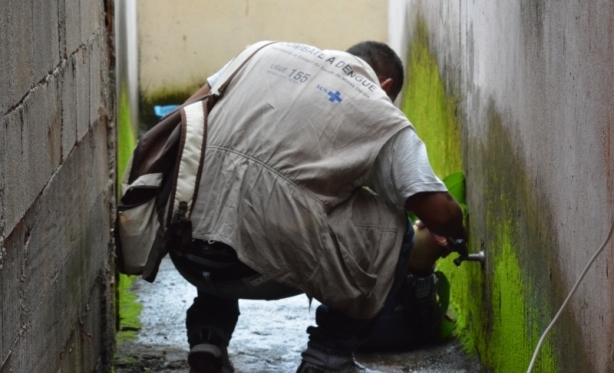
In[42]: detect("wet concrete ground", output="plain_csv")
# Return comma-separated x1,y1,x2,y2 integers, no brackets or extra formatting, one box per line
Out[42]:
115,257,487,373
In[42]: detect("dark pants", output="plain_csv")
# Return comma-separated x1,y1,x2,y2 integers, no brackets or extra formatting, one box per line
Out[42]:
170,222,414,361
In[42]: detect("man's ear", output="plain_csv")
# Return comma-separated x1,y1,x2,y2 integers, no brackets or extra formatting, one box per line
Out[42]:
379,78,395,99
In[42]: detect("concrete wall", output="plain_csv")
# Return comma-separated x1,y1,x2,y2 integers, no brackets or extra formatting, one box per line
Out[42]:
388,0,614,372
136,0,388,105
0,0,116,371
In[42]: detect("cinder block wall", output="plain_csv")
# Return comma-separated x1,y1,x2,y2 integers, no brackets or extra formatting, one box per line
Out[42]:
388,1,614,372
0,0,116,372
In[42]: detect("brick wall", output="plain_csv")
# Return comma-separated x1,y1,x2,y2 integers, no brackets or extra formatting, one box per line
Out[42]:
0,0,116,371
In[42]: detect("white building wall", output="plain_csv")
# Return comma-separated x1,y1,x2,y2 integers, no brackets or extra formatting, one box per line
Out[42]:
137,0,388,99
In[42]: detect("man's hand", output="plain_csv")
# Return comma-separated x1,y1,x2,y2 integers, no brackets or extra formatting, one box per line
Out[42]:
405,191,468,242
405,191,468,276
415,220,452,257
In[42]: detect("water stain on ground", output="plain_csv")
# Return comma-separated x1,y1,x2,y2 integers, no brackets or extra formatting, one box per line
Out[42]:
115,257,486,373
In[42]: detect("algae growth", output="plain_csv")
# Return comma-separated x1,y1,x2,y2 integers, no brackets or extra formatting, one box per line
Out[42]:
116,83,142,343
117,83,136,183
400,17,478,354
401,20,461,178
400,17,569,373
485,221,555,372
117,273,142,342
476,107,582,373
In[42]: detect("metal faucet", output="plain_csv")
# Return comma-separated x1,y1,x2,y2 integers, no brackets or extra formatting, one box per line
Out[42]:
452,239,485,267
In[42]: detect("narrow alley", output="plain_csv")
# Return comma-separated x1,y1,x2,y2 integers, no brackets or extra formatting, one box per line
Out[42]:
114,258,485,373
2,1,613,372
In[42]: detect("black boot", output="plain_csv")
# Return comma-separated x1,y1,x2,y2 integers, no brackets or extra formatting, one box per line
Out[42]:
188,330,234,373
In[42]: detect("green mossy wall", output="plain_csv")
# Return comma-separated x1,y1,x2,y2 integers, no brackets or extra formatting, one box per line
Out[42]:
116,83,142,343
117,273,143,342
117,83,136,182
401,20,461,178
475,107,589,372
401,18,589,372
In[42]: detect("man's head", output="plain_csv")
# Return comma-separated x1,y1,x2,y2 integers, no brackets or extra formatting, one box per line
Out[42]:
346,41,404,101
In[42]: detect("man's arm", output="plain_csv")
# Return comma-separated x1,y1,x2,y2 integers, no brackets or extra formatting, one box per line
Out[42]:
404,191,467,276
405,191,467,242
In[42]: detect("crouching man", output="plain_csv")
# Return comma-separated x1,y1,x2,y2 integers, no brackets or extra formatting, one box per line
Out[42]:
168,40,467,373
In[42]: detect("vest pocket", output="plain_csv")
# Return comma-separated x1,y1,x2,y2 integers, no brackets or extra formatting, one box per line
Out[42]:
117,197,160,274
336,237,378,297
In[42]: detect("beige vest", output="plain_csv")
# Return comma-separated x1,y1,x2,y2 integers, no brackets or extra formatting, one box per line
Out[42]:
191,43,410,319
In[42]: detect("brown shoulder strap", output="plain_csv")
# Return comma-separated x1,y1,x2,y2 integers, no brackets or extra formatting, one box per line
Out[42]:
210,41,277,97
165,41,277,119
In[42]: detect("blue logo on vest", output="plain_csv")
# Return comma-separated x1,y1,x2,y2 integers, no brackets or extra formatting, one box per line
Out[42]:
327,91,343,103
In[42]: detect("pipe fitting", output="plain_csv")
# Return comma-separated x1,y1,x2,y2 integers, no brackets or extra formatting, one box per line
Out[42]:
453,250,485,267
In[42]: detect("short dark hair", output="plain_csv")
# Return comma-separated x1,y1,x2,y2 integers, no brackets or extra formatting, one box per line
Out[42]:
346,41,404,99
